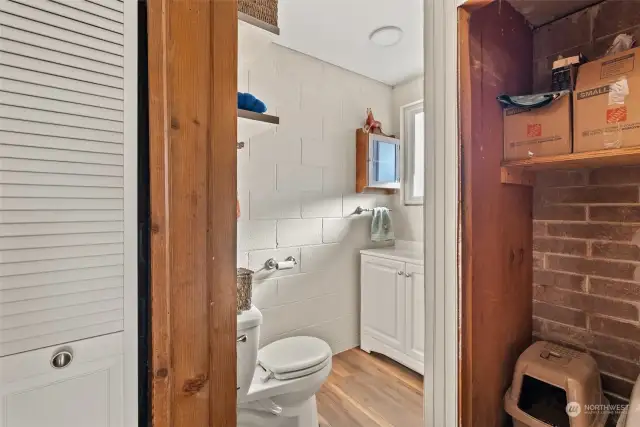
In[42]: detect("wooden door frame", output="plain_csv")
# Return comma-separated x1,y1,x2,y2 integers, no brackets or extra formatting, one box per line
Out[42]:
457,1,534,426
147,0,238,426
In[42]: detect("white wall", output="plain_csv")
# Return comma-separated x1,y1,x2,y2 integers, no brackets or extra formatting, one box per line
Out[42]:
237,44,393,353
390,76,424,242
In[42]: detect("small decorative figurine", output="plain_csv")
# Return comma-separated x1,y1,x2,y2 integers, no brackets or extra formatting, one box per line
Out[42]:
363,108,393,137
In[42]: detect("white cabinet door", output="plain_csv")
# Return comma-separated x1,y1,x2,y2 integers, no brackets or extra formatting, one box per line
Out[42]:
0,334,123,427
361,255,406,351
405,263,425,364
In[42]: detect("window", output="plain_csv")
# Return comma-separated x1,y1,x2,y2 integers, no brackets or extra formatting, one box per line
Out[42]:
403,101,424,204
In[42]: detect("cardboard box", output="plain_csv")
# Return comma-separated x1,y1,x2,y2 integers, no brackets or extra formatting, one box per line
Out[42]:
574,47,640,153
503,94,572,161
552,54,586,92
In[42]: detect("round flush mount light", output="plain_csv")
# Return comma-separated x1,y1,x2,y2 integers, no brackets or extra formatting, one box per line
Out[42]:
369,26,404,47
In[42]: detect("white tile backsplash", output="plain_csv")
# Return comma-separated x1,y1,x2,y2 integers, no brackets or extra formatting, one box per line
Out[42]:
322,218,353,244
300,244,341,273
238,220,277,251
277,163,323,193
276,219,322,247
300,192,342,218
239,44,393,351
250,191,301,220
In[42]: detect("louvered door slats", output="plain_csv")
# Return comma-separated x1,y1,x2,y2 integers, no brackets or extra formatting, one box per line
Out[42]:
0,0,127,357
0,93,124,121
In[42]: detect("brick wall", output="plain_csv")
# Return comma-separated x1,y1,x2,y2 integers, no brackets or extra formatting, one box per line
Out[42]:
533,0,640,92
531,0,640,401
533,167,640,401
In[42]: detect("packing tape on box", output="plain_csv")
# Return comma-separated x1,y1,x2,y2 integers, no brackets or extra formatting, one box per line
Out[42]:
609,77,629,105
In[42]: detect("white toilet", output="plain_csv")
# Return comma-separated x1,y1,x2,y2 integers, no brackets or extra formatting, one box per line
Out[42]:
237,306,332,427
617,375,640,427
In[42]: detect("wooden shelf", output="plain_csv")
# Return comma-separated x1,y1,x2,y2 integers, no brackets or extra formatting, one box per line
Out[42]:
501,147,640,185
237,109,279,141
238,12,280,36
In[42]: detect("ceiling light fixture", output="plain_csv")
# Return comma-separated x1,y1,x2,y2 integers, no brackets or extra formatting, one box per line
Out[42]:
369,26,404,47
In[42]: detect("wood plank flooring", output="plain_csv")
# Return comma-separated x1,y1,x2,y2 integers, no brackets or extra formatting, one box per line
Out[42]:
316,348,424,427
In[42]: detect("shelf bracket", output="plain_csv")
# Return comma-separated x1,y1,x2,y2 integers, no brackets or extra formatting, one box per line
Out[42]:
501,167,535,186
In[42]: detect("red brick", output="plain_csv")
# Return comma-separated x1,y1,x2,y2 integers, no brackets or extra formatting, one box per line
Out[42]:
533,221,547,237
590,278,640,302
533,252,544,269
533,8,592,59
548,223,640,242
533,237,587,256
534,318,590,350
547,255,638,281
592,242,640,262
601,373,635,399
533,270,585,291
538,186,639,204
591,351,640,381
590,166,640,185
604,391,629,406
590,333,640,362
590,316,640,343
590,206,640,223
533,204,586,221
593,0,640,39
534,285,639,320
534,301,587,327
535,170,587,187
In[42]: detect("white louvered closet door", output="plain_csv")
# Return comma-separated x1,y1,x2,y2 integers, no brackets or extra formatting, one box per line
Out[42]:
0,0,137,426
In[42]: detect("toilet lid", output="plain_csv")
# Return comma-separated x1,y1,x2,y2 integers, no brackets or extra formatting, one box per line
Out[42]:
258,336,331,379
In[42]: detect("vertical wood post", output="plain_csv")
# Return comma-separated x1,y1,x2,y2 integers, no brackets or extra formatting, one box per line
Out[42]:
147,0,238,425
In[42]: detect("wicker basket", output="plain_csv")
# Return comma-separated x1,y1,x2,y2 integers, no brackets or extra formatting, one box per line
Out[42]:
237,268,253,313
239,0,278,28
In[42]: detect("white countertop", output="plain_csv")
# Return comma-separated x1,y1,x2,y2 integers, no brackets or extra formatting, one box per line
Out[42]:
360,240,424,265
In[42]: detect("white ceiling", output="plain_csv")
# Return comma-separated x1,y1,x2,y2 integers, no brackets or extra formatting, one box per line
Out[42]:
276,0,424,86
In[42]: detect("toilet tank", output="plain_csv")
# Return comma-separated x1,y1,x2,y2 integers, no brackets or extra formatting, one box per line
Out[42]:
237,306,262,401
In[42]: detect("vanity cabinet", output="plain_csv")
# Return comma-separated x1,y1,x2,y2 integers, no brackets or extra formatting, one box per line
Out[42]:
360,251,425,374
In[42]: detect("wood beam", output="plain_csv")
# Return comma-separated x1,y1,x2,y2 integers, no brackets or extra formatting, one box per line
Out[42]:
147,0,237,425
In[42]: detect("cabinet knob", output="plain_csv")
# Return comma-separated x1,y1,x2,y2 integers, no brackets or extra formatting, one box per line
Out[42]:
398,271,404,275
405,272,412,277
51,350,73,369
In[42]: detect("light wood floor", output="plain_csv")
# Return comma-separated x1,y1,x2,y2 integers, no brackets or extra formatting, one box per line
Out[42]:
316,348,424,427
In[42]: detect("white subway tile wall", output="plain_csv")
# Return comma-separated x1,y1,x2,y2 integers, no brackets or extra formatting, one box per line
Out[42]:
238,44,393,353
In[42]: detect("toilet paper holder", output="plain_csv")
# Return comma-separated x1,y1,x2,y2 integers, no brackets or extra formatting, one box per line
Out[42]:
263,256,297,271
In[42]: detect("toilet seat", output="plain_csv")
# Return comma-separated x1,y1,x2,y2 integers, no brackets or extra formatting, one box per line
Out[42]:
258,336,332,381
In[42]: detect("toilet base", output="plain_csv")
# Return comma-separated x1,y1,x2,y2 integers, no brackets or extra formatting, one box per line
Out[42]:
238,396,319,427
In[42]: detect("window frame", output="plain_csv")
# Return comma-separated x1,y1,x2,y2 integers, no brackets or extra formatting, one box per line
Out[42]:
402,100,425,205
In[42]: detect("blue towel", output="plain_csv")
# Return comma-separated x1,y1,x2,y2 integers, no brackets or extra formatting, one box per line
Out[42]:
238,92,267,113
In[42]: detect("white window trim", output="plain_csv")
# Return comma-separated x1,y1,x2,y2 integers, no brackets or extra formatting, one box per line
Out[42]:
402,100,425,205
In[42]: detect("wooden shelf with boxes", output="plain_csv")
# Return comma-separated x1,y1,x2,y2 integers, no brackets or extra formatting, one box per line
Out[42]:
501,146,640,186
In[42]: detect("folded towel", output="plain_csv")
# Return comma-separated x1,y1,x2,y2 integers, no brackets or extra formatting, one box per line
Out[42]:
238,92,267,113
371,207,394,242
